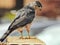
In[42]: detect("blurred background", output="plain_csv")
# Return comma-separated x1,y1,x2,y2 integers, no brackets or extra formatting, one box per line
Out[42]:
0,0,60,45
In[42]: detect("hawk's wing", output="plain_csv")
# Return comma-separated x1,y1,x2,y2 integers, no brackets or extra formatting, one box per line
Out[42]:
8,7,33,30
8,9,27,30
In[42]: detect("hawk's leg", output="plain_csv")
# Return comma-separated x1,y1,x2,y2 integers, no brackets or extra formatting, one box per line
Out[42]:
25,23,31,39
18,27,23,39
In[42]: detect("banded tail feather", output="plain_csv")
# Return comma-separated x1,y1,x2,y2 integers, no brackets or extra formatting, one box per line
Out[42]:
0,30,13,42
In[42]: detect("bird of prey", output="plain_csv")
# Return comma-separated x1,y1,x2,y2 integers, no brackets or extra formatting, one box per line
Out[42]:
0,1,42,42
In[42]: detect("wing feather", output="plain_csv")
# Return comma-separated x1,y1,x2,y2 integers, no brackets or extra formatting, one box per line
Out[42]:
8,8,32,30
8,10,27,30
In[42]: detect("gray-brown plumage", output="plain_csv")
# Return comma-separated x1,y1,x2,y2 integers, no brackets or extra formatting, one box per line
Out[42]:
0,1,42,42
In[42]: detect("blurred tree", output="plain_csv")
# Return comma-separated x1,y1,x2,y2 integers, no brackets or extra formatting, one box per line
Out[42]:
0,0,23,23
14,0,23,10
0,9,10,23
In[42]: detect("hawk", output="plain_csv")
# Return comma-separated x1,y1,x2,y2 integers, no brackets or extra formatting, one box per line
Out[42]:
0,1,42,42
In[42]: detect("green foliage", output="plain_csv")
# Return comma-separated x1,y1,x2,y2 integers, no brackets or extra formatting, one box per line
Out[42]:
4,12,15,21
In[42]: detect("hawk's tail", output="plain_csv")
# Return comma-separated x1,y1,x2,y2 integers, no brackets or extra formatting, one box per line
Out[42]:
0,30,13,42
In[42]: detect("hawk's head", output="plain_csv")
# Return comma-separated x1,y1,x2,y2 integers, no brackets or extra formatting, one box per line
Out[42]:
29,1,42,10
35,1,42,8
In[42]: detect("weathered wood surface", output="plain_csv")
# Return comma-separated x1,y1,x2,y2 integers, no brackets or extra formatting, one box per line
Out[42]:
0,36,45,45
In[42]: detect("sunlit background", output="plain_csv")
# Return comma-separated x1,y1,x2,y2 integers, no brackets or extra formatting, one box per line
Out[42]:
0,0,60,45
